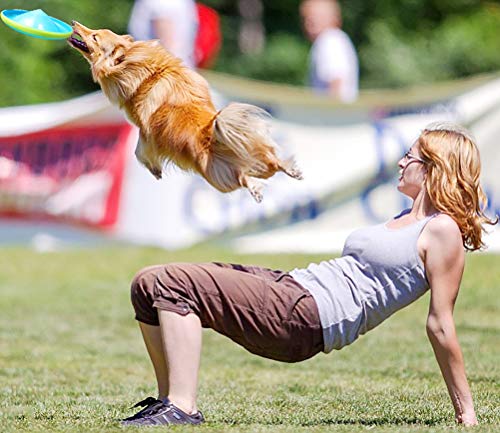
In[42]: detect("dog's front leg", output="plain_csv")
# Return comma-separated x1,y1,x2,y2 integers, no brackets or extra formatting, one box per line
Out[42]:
135,135,162,180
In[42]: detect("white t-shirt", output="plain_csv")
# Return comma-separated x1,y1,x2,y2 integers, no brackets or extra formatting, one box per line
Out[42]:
128,0,198,68
309,28,359,103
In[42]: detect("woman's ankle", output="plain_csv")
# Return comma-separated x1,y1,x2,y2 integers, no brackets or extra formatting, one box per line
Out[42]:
165,395,197,415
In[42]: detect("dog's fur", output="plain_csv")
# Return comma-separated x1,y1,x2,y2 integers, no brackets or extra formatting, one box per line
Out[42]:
68,22,302,202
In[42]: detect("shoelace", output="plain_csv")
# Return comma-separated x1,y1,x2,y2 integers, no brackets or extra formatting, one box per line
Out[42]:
132,397,159,409
125,397,164,420
142,402,166,416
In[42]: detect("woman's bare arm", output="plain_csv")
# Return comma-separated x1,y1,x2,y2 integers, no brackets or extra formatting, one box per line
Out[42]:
424,215,478,426
153,17,179,56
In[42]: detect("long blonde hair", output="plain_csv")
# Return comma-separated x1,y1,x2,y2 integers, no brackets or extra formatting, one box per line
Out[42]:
418,122,497,251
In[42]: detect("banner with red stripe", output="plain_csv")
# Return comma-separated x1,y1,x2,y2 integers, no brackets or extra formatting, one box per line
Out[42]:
0,123,132,230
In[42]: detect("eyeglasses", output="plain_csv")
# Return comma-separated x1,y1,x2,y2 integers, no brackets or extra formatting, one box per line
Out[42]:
403,150,426,164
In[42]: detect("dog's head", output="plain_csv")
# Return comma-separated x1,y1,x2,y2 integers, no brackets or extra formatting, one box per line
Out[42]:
68,22,135,81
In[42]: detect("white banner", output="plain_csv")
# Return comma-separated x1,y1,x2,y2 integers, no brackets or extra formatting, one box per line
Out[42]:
0,76,499,251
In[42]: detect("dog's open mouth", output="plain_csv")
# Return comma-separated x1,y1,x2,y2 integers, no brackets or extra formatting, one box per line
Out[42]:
68,33,90,53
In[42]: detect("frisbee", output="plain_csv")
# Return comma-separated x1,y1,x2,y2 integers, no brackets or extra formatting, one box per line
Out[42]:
1,9,72,40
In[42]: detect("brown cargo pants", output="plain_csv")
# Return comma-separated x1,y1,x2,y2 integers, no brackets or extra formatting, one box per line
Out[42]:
130,262,323,363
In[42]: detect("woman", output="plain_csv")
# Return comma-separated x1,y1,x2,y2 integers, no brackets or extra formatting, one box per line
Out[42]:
122,122,496,427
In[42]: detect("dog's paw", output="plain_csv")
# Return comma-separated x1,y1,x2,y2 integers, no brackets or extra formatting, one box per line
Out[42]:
249,188,263,203
150,168,163,180
247,181,264,203
284,165,303,180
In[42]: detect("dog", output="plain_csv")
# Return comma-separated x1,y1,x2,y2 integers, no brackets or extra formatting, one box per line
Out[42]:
68,22,302,202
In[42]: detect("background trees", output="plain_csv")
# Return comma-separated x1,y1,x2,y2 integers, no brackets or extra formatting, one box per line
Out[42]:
1,0,499,106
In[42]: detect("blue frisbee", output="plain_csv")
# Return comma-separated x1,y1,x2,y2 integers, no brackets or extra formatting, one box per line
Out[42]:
1,9,72,40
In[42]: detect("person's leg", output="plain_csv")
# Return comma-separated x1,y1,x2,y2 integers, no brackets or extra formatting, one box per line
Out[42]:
130,266,170,399
139,322,169,399
137,315,203,413
129,262,323,425
158,310,202,415
130,261,273,414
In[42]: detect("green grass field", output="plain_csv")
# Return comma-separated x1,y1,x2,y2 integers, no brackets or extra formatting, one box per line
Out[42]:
0,246,499,433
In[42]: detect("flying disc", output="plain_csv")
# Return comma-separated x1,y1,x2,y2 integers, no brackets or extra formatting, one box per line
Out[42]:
1,9,72,40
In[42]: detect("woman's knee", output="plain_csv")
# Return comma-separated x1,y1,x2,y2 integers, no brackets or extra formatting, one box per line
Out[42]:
130,263,188,304
130,265,161,305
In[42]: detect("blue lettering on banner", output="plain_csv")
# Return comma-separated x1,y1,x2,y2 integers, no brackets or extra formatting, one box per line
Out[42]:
182,174,320,235
182,177,233,235
181,123,323,234
181,119,499,237
290,199,321,223
382,100,456,119
182,121,412,235
485,188,500,219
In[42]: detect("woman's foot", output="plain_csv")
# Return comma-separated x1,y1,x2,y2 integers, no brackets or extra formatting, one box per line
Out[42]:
121,397,163,423
121,398,204,426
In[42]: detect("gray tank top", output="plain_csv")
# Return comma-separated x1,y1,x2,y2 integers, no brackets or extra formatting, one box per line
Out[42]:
290,210,438,353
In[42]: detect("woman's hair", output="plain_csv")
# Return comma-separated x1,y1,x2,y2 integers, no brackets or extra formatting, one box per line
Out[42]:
418,121,497,251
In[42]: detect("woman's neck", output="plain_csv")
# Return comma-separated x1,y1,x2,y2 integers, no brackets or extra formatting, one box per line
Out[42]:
409,189,438,220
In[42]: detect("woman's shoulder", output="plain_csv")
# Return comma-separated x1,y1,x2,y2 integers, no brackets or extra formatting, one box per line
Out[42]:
421,214,465,276
424,214,463,249
427,213,460,232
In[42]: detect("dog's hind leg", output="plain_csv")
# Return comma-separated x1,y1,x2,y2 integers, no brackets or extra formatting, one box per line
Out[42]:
239,174,265,203
279,158,303,180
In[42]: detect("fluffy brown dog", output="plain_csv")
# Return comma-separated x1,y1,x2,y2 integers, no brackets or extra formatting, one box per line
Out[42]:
68,22,302,202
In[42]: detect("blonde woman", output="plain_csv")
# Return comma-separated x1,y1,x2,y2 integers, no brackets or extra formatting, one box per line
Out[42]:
123,122,496,427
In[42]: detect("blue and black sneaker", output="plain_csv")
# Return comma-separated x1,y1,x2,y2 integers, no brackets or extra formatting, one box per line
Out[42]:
121,397,204,426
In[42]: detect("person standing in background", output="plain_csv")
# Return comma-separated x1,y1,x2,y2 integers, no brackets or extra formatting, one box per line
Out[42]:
300,0,359,102
128,0,198,68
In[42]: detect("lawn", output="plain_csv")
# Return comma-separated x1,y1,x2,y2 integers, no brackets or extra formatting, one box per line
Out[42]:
0,246,499,433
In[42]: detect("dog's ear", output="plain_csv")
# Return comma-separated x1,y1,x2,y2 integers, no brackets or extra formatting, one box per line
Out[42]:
123,34,134,43
112,46,127,66
91,61,108,81
91,45,127,80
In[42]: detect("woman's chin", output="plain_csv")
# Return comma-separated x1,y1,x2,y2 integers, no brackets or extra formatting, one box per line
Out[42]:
397,183,411,197
397,185,419,201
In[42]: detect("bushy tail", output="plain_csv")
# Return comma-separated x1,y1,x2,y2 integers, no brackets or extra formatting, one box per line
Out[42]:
211,102,277,173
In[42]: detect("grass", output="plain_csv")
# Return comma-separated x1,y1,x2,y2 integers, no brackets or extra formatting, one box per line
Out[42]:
0,246,499,433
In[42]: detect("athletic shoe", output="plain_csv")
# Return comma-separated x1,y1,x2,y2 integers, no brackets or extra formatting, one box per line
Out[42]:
121,398,204,426
121,397,163,423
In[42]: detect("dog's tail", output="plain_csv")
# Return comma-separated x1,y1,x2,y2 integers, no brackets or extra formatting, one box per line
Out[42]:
211,103,276,173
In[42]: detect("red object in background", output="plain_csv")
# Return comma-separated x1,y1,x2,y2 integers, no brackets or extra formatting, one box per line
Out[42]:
0,124,132,230
195,3,222,68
